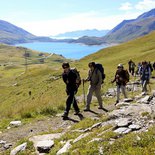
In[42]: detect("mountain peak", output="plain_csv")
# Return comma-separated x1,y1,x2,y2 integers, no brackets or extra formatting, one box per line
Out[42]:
137,8,155,20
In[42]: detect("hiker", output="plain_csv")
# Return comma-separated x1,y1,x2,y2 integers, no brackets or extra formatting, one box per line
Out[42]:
136,62,142,76
111,64,128,105
128,59,136,75
148,61,153,73
139,61,151,95
83,62,105,111
128,59,133,74
130,61,136,76
61,62,80,119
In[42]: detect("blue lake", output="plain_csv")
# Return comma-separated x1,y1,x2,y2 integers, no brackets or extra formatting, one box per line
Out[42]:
16,42,108,59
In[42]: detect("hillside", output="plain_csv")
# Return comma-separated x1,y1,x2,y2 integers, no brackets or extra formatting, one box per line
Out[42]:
73,8,155,45
0,31,155,154
100,8,155,43
0,20,57,44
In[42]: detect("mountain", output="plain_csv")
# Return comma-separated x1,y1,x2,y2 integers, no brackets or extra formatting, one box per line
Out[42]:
0,19,56,44
72,8,155,45
101,8,155,43
52,29,109,39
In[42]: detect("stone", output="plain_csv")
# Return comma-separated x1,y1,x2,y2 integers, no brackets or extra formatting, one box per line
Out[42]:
73,133,90,143
115,118,132,127
10,142,27,155
10,121,22,127
128,124,141,130
56,140,72,155
36,140,54,153
114,127,132,134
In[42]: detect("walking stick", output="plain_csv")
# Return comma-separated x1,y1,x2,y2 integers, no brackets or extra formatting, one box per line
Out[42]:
132,74,136,98
82,79,86,105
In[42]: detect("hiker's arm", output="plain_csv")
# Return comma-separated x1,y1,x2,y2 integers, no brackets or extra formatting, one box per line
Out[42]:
84,70,91,82
111,72,117,83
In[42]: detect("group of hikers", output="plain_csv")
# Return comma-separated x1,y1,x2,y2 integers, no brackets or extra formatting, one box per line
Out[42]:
61,60,154,119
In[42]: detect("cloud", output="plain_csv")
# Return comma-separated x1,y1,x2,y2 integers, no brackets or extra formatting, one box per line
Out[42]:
119,2,133,11
135,0,155,11
17,11,141,36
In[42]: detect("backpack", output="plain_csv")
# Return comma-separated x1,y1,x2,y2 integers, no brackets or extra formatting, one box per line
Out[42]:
71,68,81,87
125,69,130,83
95,63,106,81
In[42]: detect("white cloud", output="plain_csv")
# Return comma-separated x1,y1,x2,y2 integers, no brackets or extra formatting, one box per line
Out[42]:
135,0,155,11
119,2,133,11
17,11,141,36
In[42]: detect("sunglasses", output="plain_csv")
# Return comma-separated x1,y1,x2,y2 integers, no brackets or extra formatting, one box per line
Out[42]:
63,66,68,69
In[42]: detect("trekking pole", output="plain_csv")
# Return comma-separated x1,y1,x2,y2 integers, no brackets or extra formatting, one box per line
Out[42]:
82,79,86,105
132,74,136,98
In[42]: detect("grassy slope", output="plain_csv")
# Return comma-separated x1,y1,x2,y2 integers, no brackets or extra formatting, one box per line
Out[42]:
0,31,155,154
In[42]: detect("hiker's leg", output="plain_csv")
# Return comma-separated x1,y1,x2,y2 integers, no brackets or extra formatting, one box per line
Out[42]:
86,85,94,109
143,80,148,92
65,91,74,115
94,86,103,108
142,80,146,92
73,96,80,112
116,85,120,101
121,85,127,98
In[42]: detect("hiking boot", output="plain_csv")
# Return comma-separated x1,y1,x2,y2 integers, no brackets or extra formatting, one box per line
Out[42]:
98,106,108,112
98,106,103,109
115,100,119,105
62,112,68,118
83,108,90,112
74,111,80,115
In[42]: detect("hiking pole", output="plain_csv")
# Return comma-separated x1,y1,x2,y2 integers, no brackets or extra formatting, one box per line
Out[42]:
82,79,86,105
132,74,136,98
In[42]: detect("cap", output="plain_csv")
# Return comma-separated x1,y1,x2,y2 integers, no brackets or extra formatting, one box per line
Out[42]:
118,64,123,68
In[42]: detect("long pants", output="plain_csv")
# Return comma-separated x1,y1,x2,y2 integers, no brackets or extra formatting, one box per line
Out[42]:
116,85,127,101
65,90,79,115
86,85,103,109
141,80,148,93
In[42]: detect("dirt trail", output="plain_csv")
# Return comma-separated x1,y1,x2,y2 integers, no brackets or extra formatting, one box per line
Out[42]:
0,104,113,147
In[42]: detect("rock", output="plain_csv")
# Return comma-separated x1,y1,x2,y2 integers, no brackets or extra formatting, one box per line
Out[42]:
73,133,90,143
29,133,64,154
128,124,141,130
137,95,150,104
10,121,22,127
88,138,103,143
56,140,72,155
115,118,132,127
99,146,104,155
10,142,27,155
36,140,54,153
114,127,132,134
0,140,6,145
3,143,12,149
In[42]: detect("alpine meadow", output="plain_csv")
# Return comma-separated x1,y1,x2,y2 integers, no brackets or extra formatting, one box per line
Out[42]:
0,29,155,154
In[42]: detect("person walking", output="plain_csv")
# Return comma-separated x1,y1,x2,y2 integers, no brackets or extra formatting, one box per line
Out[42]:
61,62,80,119
83,62,106,111
111,64,128,105
139,61,151,95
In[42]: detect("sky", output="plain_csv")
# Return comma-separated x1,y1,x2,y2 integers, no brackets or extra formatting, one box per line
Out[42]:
1,0,155,36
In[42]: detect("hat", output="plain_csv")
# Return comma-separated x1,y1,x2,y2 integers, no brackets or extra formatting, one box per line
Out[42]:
62,62,70,68
118,64,123,68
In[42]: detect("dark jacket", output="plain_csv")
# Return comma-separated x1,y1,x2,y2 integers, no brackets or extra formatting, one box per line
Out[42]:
139,66,151,81
62,69,77,93
113,69,127,85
